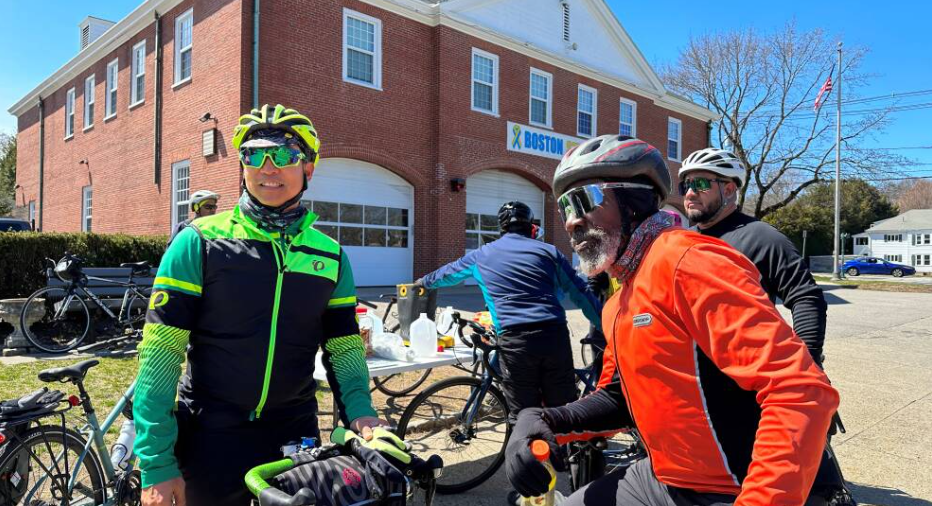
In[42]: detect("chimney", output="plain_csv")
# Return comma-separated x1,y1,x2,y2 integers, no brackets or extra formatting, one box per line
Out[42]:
79,16,116,51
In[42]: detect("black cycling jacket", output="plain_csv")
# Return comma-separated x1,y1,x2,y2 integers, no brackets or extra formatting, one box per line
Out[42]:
699,211,827,360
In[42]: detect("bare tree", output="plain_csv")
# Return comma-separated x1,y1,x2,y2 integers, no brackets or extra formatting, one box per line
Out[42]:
892,179,932,211
660,22,910,218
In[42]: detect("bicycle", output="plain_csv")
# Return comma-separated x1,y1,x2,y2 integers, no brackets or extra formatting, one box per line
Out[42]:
20,253,153,354
361,294,434,397
0,358,140,505
394,312,510,494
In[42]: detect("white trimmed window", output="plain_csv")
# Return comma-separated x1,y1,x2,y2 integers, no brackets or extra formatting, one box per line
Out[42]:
171,160,191,229
577,84,597,137
619,98,637,137
912,233,931,245
471,48,498,115
883,254,902,263
131,40,146,106
82,186,93,232
65,88,75,138
105,59,118,118
83,75,95,130
28,201,36,228
855,236,868,246
342,9,382,89
912,254,931,266
529,68,553,128
174,9,193,84
884,234,903,242
667,117,682,161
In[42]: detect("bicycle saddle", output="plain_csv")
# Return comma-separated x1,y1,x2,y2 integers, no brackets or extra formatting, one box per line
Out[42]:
38,359,100,383
120,261,152,273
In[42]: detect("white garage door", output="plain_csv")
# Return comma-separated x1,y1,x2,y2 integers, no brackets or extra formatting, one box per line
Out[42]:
302,158,413,287
466,169,545,251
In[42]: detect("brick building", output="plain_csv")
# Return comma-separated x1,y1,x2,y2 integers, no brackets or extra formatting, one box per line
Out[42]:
10,0,716,286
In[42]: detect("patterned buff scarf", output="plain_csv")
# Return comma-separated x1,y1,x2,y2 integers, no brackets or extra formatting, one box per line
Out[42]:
610,211,674,285
239,190,307,232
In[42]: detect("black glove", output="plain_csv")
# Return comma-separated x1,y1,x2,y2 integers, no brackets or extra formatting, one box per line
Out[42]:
587,272,610,295
505,408,562,497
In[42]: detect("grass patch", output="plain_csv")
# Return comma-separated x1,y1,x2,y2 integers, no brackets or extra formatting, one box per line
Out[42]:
0,356,139,445
813,275,932,293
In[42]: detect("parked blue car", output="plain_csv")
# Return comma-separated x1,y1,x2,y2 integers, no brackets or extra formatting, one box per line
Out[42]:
843,257,916,277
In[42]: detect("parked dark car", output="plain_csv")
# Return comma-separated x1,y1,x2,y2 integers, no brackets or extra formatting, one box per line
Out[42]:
0,218,33,232
843,256,916,277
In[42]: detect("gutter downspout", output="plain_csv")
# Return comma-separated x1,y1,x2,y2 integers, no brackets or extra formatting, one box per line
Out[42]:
253,0,260,108
154,11,163,186
37,98,45,231
706,120,713,148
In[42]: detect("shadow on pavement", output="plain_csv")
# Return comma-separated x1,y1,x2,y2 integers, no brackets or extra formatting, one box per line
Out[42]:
850,483,932,506
822,291,852,305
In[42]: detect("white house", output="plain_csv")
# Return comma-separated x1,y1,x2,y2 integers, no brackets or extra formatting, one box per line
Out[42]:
852,209,932,273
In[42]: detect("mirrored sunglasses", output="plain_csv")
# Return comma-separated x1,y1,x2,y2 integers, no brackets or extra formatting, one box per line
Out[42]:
239,146,307,169
679,177,731,195
557,182,654,222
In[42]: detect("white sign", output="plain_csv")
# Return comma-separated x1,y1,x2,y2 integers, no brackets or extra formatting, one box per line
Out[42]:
506,121,583,160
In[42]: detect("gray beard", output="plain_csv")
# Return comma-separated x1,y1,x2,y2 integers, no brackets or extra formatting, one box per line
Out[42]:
573,225,623,276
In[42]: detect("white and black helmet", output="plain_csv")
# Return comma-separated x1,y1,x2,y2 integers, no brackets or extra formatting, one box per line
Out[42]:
678,148,746,188
190,190,220,212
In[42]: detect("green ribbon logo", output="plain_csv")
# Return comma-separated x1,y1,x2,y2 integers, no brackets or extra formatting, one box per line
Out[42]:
512,124,522,149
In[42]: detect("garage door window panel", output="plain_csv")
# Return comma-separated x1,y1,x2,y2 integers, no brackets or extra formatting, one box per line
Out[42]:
309,200,408,249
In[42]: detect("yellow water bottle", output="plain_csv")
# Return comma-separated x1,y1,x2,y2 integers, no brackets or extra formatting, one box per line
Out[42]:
522,440,558,506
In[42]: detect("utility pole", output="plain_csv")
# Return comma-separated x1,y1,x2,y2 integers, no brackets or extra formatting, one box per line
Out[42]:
832,42,844,280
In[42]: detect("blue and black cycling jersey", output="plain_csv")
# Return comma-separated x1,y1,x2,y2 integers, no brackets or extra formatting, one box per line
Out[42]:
421,233,602,333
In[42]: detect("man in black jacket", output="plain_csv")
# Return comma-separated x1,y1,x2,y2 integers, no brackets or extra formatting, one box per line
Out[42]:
679,147,854,505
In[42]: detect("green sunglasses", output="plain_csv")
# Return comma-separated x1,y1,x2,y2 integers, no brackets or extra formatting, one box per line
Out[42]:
679,177,732,195
239,146,307,169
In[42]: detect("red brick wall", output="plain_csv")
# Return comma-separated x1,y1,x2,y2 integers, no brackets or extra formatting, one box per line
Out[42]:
15,0,710,279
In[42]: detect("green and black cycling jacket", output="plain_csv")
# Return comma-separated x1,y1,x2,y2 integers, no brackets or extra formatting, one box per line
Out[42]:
133,205,376,488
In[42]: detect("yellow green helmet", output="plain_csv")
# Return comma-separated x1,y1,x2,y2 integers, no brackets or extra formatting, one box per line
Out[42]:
232,104,321,164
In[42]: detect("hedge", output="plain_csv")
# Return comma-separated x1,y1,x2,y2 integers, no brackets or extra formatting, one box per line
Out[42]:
0,232,167,300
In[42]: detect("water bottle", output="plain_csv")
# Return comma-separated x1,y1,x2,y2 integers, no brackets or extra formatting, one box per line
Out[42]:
521,440,560,506
410,313,437,358
110,419,135,470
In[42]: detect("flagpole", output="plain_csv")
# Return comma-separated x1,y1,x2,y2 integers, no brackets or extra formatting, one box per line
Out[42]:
832,42,843,280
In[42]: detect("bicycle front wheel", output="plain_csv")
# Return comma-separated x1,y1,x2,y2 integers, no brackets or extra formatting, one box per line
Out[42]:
0,425,106,505
396,375,510,494
21,287,92,353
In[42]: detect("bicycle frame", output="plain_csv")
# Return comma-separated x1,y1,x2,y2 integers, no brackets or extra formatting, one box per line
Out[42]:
460,350,500,427
78,276,148,325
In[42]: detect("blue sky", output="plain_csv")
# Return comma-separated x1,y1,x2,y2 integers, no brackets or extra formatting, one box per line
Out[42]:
2,1,929,177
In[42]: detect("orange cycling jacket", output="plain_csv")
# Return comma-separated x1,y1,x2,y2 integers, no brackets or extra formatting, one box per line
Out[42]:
596,228,839,505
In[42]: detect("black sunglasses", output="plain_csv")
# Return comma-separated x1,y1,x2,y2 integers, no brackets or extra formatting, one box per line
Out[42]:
679,177,732,195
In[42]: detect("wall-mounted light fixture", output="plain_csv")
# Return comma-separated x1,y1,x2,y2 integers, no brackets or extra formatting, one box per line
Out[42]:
450,178,466,192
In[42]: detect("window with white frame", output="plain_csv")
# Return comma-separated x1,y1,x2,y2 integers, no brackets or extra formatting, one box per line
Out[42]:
529,68,552,127
912,233,931,245
342,9,382,89
884,234,903,242
883,254,902,263
65,88,75,138
105,59,118,118
174,9,193,84
577,84,597,137
84,75,95,129
82,186,93,232
855,236,868,246
619,98,636,137
471,48,498,115
131,40,146,105
667,117,682,161
912,254,931,266
302,201,409,248
171,160,191,229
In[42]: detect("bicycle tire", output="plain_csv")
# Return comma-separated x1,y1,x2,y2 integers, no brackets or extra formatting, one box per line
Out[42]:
373,368,433,397
126,286,152,330
0,425,106,505
20,287,92,353
396,375,510,494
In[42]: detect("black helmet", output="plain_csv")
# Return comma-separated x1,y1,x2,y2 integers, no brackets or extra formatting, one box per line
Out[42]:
498,201,534,233
552,135,672,199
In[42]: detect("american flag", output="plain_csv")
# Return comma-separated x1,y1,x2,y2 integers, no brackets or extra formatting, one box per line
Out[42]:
814,65,835,112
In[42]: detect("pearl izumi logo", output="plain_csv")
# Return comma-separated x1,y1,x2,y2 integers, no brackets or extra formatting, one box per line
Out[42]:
633,313,653,327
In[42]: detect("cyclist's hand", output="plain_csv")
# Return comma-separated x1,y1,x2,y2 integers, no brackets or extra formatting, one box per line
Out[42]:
333,426,412,464
506,408,561,497
350,415,389,440
142,476,185,506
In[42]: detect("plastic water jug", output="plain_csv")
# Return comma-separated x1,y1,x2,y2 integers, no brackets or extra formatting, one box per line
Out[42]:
410,313,437,358
110,419,135,470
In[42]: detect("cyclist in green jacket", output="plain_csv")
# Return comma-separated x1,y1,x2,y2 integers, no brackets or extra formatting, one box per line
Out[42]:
136,104,384,506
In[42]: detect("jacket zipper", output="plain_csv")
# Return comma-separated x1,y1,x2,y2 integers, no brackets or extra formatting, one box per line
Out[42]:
610,298,654,466
251,229,291,420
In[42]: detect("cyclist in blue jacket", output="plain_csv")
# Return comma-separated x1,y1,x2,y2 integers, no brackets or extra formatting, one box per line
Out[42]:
417,201,602,424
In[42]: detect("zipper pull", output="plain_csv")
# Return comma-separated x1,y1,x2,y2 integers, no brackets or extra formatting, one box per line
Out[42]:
248,410,256,421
